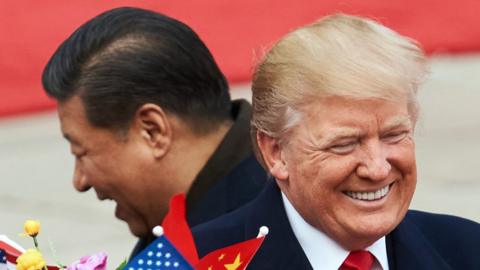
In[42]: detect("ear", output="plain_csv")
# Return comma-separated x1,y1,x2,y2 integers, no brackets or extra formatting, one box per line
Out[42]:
133,103,172,159
256,131,289,181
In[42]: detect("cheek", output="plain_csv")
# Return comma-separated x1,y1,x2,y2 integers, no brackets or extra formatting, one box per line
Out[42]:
82,156,119,186
389,141,417,180
288,154,358,201
310,155,358,185
387,142,417,207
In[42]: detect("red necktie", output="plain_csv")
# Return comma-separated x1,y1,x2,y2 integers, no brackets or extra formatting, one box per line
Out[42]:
339,250,375,270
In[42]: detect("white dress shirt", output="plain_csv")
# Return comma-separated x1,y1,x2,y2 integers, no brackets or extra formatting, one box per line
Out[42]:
282,193,389,270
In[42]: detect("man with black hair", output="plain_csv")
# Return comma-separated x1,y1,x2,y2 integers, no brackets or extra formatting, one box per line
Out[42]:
42,7,266,256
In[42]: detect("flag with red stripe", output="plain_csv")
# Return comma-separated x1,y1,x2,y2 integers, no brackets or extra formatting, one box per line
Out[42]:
0,235,58,270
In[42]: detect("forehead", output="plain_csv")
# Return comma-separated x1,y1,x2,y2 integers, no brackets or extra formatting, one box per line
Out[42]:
297,96,412,132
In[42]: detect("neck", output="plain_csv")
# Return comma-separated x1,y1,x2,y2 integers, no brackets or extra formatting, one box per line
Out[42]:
172,120,234,190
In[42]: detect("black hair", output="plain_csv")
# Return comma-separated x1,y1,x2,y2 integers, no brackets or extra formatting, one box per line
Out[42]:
42,7,231,134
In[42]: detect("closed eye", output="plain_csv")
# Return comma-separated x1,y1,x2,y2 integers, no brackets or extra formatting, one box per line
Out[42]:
382,131,408,144
328,142,357,154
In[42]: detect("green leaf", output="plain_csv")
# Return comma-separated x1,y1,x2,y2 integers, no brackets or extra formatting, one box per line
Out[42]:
115,258,128,270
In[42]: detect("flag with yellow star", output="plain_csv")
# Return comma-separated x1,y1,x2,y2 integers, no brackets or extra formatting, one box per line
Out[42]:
194,236,265,270
127,194,266,270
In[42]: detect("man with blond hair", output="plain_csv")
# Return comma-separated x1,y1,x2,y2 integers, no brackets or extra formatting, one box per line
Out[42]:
193,14,480,269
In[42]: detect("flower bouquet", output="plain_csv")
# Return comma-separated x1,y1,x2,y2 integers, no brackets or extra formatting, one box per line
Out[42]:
4,195,267,270
3,220,124,270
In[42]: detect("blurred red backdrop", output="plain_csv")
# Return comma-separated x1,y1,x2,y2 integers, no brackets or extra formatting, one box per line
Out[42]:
1,0,480,117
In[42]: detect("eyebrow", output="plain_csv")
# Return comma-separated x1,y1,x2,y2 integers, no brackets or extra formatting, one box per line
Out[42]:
311,116,412,146
315,127,362,146
380,116,412,133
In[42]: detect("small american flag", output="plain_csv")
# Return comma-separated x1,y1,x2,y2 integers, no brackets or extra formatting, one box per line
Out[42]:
125,235,193,270
0,235,24,270
0,235,57,270
0,249,8,270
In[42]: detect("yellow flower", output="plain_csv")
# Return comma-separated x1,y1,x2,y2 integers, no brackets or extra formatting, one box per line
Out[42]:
16,249,46,270
23,220,40,237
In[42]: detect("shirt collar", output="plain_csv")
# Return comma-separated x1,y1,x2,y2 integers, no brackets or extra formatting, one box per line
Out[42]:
281,192,389,270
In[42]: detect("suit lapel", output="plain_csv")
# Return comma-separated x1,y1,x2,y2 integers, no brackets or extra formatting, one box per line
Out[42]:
243,181,313,269
387,213,453,270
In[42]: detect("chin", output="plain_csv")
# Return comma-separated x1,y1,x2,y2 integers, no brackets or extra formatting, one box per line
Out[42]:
348,213,402,248
127,221,150,238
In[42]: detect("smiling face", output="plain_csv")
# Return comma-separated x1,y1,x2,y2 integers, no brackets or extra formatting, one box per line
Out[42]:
264,96,417,250
57,95,170,237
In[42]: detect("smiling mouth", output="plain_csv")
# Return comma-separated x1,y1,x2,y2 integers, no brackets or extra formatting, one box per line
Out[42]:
96,194,110,201
344,183,393,201
96,194,113,201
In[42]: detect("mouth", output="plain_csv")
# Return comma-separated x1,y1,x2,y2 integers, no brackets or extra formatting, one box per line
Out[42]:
95,190,112,201
344,183,394,202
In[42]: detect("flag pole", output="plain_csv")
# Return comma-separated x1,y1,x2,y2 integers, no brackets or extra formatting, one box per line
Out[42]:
257,226,269,238
152,226,164,237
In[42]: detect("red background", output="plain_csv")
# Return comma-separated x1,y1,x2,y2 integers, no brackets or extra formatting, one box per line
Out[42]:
1,0,479,117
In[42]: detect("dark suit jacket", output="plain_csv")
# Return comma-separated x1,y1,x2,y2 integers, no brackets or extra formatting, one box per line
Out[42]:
193,181,480,269
186,155,267,226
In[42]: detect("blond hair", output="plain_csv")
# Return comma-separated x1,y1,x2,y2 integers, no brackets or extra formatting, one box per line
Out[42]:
252,13,427,144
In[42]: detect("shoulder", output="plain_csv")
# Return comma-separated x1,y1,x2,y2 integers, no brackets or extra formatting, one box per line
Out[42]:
187,154,267,226
405,210,480,266
406,210,480,239
222,155,267,202
192,201,254,257
193,181,303,268
223,154,267,185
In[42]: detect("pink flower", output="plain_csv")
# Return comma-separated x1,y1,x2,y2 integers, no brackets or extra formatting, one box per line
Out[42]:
67,252,107,270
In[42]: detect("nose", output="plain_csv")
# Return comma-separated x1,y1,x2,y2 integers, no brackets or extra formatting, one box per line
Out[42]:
73,161,91,192
356,141,391,181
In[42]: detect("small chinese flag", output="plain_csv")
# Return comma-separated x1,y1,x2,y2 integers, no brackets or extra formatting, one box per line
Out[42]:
195,236,265,270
